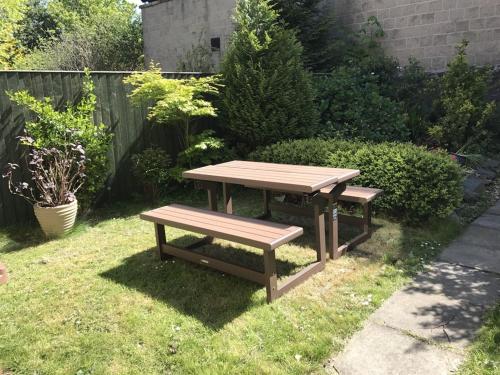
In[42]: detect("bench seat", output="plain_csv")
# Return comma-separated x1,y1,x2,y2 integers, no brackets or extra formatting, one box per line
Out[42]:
140,204,303,251
140,204,319,303
321,185,383,203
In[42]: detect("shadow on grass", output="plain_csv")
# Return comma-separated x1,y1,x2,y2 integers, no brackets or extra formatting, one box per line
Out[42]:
0,223,47,253
100,235,307,330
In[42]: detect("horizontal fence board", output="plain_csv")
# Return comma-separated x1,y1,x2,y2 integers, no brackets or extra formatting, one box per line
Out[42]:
0,71,198,227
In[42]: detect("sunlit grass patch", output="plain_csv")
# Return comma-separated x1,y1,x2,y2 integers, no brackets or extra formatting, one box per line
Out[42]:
0,190,462,374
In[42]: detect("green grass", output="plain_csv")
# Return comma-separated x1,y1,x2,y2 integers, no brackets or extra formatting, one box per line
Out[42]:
0,189,462,374
458,303,500,375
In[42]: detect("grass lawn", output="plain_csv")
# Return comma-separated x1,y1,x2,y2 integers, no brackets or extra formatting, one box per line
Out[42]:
458,303,500,375
0,189,462,374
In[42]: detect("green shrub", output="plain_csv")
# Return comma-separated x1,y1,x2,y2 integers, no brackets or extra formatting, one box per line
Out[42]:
315,66,409,142
7,70,112,209
131,147,172,201
429,41,496,152
250,138,464,221
222,0,318,151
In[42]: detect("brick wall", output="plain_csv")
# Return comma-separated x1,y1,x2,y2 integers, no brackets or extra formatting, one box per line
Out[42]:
141,0,500,72
331,0,500,71
141,0,235,71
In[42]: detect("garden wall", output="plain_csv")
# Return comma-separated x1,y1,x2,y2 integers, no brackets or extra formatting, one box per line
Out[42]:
331,0,500,71
142,0,500,72
0,71,194,227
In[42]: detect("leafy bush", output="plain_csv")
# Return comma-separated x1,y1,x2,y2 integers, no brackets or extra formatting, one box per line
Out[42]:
131,147,172,201
315,66,409,142
169,130,236,183
429,41,496,152
7,70,112,209
250,138,464,221
3,135,86,207
124,67,220,150
222,0,318,151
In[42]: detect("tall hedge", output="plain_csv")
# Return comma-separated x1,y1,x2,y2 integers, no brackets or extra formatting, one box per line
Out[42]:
250,139,464,221
222,0,318,150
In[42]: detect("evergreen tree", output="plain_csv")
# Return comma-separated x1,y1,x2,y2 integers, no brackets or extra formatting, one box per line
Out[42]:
222,0,318,151
274,0,346,72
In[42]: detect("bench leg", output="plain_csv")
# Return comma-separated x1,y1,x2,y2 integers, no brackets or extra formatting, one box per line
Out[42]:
154,223,171,261
337,201,373,253
264,250,278,303
364,202,372,236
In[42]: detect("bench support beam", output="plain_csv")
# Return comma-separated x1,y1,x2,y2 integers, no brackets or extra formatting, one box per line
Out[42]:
156,234,324,303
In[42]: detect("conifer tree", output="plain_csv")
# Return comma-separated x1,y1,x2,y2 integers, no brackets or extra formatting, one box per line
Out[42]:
222,0,318,151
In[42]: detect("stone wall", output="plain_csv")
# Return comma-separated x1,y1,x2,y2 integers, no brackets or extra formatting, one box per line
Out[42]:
141,0,235,71
141,0,500,72
331,0,500,71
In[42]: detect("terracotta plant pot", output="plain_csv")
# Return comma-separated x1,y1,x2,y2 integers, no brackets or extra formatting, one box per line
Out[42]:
34,200,78,238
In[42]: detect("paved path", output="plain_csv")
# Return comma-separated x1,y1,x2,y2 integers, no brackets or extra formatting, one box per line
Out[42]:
328,201,500,375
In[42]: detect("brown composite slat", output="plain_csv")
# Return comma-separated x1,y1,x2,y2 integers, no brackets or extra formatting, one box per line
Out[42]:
140,204,303,250
321,185,383,203
184,167,337,193
183,161,360,193
222,161,360,182
157,205,298,234
185,166,325,183
153,210,288,240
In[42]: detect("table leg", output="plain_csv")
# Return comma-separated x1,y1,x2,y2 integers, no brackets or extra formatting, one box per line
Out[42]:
222,183,233,214
263,190,271,218
328,198,341,259
313,201,327,265
207,186,218,212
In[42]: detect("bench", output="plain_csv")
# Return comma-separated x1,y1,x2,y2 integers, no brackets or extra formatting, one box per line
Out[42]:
140,204,322,303
321,185,383,257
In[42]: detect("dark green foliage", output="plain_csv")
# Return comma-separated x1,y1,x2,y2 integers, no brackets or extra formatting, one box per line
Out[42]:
131,147,172,201
315,66,409,142
251,138,464,221
428,41,496,152
222,0,318,151
14,0,60,51
274,0,348,72
391,58,437,144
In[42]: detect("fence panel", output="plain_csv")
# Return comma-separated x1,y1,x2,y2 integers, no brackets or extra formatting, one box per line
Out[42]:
0,71,193,227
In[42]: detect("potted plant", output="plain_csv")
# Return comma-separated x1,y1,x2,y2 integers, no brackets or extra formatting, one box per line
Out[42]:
2,135,86,238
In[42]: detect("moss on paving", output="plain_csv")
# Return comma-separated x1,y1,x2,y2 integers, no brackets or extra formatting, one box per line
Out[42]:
0,190,462,374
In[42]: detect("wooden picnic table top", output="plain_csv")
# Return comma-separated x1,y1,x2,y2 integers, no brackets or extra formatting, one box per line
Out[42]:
182,160,360,193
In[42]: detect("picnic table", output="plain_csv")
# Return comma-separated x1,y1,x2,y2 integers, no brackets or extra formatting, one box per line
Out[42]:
142,160,363,302
183,160,360,272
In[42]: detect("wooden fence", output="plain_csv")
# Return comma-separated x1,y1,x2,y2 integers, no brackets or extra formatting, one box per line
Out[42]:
0,70,198,227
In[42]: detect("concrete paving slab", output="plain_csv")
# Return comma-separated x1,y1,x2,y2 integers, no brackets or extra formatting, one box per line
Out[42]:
331,322,462,375
473,214,500,230
440,242,500,275
458,224,500,251
370,263,500,348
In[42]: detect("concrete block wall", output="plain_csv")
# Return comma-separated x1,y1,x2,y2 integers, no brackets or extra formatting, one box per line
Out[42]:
331,0,500,71
141,0,235,71
141,0,500,72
